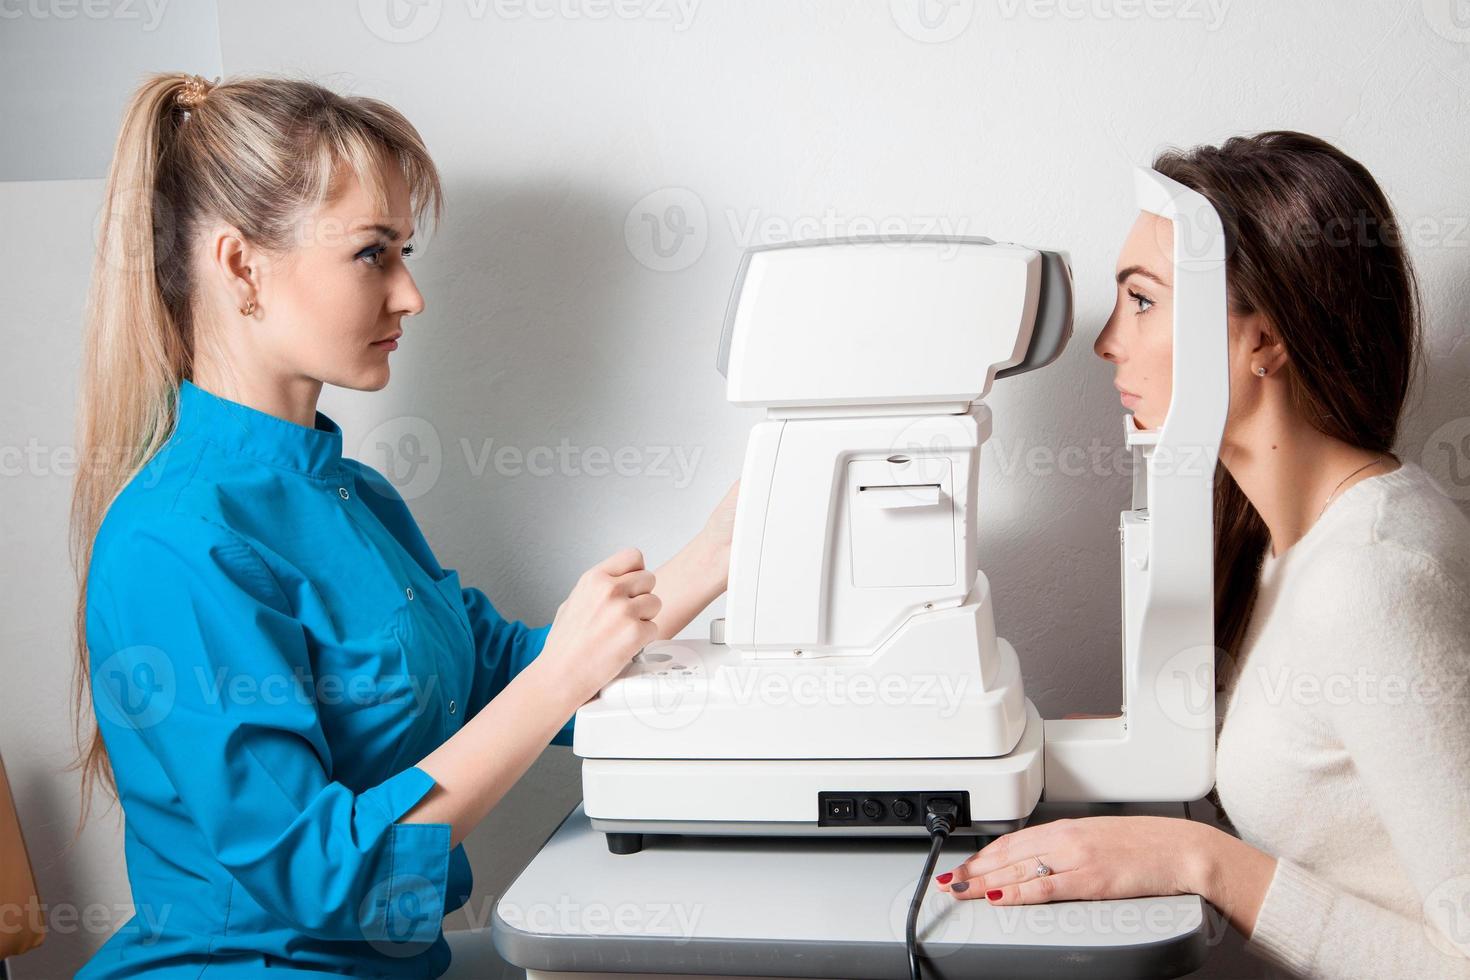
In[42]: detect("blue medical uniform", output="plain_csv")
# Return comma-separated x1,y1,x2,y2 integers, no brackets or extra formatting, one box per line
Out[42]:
78,378,573,977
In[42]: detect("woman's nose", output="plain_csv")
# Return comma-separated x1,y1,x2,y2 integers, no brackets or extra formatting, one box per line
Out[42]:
1093,317,1120,362
395,269,426,317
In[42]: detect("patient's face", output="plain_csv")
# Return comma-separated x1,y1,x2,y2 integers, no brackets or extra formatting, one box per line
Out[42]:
1093,212,1174,430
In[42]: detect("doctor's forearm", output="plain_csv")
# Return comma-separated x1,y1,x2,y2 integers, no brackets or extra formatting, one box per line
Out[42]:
398,657,584,846
650,529,729,641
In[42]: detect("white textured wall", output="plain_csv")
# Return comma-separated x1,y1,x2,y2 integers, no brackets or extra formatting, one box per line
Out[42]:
4,1,1469,975
0,0,221,180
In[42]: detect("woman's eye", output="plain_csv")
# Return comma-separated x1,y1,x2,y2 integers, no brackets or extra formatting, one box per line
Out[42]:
1127,288,1154,314
356,243,414,267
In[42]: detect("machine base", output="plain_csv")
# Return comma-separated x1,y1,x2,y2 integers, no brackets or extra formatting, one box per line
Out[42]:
581,701,1046,854
604,832,645,855
590,818,1023,854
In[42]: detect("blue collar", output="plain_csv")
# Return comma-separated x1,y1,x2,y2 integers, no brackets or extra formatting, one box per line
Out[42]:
174,378,346,479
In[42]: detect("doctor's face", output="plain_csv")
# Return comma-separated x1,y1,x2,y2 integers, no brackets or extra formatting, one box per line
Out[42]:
1093,212,1175,431
226,161,425,393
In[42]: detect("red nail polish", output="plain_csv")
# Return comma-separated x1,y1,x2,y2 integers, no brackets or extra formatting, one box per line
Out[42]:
987,889,1003,901
936,872,953,884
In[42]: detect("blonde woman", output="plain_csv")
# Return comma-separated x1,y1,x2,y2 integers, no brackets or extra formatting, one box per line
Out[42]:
72,73,734,977
936,132,1470,979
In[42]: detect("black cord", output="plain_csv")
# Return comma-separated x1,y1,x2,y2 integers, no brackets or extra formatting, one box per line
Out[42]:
907,800,960,980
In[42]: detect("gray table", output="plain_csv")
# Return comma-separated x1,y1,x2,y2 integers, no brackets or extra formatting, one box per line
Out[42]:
446,801,1211,979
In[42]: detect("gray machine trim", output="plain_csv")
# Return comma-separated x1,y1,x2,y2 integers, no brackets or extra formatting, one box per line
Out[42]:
493,907,1207,980
715,236,1073,385
488,803,1211,980
995,247,1074,379
588,815,1028,837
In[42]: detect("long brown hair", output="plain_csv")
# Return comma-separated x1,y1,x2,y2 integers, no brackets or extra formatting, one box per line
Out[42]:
1151,131,1423,676
70,72,443,826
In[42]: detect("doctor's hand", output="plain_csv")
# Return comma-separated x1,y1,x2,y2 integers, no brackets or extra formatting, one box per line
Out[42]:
542,546,661,703
934,815,1209,906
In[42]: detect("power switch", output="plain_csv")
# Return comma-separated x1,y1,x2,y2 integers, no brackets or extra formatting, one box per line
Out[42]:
825,798,855,820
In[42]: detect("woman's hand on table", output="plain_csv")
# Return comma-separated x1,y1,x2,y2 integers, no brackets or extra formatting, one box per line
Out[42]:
933,805,1277,939
935,815,1207,905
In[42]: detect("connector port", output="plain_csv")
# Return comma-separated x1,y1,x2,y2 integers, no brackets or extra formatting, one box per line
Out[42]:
817,790,970,827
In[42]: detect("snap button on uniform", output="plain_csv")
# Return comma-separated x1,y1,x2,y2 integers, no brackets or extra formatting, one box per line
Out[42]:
406,586,414,600
338,487,350,500
448,700,457,715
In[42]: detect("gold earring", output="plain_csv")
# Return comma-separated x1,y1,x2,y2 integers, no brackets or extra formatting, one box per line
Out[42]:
240,298,256,316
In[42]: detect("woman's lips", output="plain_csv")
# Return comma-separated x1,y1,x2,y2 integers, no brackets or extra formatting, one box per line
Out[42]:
371,337,399,351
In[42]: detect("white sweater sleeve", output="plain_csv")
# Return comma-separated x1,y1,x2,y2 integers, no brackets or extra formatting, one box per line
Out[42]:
1244,542,1470,978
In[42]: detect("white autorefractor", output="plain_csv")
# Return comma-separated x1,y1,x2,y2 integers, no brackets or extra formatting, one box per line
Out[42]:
573,167,1229,855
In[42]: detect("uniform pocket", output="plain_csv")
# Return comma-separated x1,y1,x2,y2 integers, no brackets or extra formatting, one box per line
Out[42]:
380,569,475,732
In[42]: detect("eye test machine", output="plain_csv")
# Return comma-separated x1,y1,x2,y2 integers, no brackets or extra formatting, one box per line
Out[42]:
569,167,1229,858
469,168,1227,980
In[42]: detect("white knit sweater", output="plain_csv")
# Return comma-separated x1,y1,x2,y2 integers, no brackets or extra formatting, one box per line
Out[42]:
1214,461,1470,978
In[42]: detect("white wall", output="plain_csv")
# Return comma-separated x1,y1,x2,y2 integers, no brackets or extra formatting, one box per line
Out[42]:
4,1,1469,976
0,0,221,180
